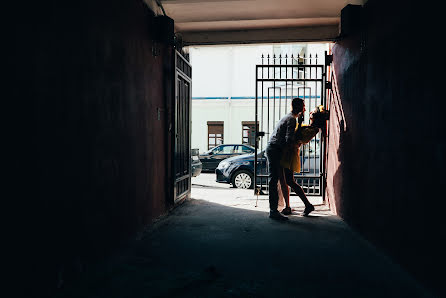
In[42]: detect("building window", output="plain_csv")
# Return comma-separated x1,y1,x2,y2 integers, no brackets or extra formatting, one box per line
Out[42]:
242,121,258,147
208,121,224,150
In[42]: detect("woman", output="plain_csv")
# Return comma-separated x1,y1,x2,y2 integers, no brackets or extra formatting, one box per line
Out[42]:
278,105,328,216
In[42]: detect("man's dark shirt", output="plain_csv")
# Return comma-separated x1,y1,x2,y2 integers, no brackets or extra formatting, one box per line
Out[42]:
268,112,296,148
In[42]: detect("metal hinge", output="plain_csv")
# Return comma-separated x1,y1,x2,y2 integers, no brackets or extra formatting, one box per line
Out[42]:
325,81,332,90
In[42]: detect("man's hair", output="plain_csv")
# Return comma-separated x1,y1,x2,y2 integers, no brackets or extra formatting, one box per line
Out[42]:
291,97,304,114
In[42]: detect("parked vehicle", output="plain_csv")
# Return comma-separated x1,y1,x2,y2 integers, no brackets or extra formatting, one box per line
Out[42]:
191,155,202,177
191,149,202,177
198,144,255,172
215,146,320,190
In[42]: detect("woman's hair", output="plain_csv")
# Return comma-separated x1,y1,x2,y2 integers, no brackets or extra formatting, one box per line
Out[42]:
310,106,329,129
291,97,304,115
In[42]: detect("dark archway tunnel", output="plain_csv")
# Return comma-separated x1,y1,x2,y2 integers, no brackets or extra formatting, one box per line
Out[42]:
9,0,444,296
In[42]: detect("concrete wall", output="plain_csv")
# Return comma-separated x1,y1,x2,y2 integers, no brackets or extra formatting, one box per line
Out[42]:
190,45,270,98
326,0,444,295
192,99,254,153
11,0,174,295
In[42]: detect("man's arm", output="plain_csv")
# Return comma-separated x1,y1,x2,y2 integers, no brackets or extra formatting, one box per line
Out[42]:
284,117,297,147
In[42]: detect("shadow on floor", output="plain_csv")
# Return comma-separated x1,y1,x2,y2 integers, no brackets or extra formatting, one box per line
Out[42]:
54,198,433,298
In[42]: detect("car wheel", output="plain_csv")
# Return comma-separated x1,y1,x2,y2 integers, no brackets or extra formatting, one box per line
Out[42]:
232,170,254,189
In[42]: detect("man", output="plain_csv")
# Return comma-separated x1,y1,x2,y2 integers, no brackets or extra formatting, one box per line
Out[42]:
266,97,305,220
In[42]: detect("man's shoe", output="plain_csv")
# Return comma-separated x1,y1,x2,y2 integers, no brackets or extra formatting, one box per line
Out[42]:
281,207,292,215
269,210,289,220
302,204,315,217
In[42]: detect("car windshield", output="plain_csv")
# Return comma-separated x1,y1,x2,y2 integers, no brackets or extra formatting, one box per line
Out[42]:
206,146,219,154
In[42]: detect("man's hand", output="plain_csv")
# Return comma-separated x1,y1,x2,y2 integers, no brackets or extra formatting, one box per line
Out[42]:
298,113,304,125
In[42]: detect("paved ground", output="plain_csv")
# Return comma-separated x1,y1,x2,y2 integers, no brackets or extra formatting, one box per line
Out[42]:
55,174,434,298
191,173,329,216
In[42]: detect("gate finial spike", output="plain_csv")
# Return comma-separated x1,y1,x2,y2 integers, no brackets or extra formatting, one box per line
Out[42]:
315,53,318,64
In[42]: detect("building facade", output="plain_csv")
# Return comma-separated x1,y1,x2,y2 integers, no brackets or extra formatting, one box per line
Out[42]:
189,43,330,154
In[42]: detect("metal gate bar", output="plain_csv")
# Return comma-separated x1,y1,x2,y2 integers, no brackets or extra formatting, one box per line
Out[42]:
254,53,330,197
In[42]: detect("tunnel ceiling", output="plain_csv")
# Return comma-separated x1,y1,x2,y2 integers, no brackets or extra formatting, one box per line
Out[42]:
160,0,365,45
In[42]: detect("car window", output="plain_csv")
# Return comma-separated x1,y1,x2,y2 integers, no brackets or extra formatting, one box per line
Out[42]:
212,146,223,154
219,145,234,154
234,145,250,154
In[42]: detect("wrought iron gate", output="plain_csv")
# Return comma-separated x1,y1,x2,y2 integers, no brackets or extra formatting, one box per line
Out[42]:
174,51,192,202
254,52,331,198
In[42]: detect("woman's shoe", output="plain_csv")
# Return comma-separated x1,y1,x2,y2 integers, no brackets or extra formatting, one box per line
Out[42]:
281,207,292,215
302,204,315,216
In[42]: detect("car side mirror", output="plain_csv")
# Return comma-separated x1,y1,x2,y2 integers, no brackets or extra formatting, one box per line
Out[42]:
208,151,214,155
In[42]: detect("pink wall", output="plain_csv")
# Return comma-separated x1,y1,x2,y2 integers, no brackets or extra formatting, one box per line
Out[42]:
325,68,344,217
325,1,444,295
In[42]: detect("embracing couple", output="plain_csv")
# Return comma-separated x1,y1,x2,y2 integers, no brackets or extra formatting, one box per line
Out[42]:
266,97,326,221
